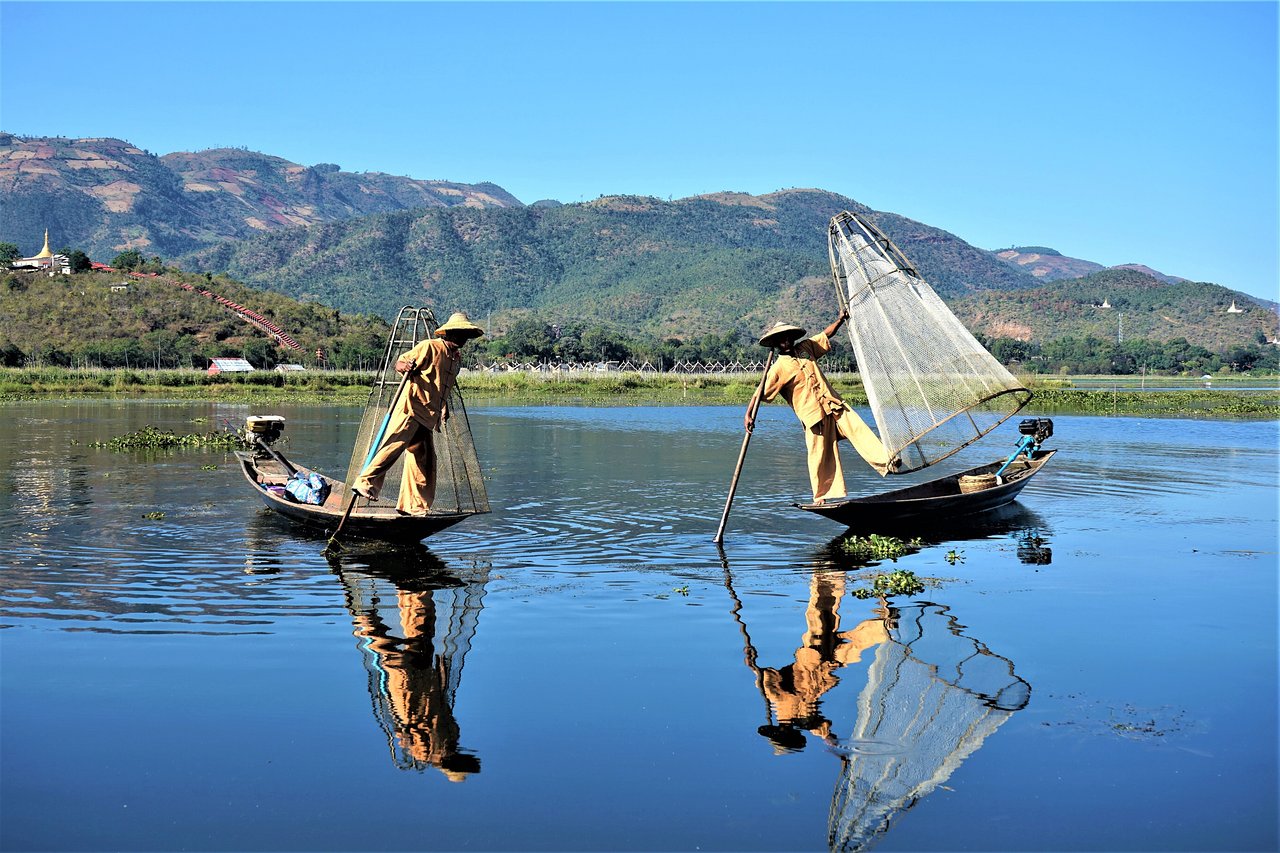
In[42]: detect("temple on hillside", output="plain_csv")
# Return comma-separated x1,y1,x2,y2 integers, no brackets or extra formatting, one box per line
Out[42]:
10,230,71,275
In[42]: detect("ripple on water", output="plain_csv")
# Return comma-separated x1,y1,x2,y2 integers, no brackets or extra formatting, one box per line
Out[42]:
3,526,345,634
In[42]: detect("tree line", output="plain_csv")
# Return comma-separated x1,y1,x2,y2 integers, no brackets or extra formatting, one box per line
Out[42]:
3,245,1274,376
482,318,1277,375
981,333,1278,375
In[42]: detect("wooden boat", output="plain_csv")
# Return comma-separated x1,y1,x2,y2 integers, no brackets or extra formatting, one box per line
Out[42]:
772,213,1061,535
232,307,489,545
797,449,1056,530
235,447,471,543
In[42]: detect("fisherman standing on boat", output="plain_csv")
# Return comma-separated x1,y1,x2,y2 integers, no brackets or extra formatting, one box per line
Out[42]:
745,309,896,503
352,312,484,516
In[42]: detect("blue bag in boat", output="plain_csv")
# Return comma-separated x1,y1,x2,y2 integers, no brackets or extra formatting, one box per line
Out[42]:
285,471,330,505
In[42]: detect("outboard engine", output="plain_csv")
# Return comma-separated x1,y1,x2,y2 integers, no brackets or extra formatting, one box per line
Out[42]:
1018,418,1053,448
245,415,286,446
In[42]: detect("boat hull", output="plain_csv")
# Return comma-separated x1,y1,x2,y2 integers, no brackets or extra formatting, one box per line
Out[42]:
235,451,476,543
797,449,1056,530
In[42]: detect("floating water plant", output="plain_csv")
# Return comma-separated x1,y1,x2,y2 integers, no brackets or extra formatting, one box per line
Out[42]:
92,424,248,451
840,533,922,562
852,569,926,600
945,549,965,565
142,511,165,520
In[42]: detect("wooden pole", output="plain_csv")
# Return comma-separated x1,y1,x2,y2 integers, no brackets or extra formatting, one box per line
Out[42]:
712,351,774,544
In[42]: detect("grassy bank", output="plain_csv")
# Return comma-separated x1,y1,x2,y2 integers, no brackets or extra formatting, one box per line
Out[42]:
1,366,1276,416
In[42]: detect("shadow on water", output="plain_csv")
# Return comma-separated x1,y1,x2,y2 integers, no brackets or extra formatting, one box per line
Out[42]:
721,550,1031,853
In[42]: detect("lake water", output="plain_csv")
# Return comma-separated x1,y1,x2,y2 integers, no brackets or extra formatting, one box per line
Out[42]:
2,400,1277,852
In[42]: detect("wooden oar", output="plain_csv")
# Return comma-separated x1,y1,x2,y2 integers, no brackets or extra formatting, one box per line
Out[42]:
712,351,774,544
324,365,416,556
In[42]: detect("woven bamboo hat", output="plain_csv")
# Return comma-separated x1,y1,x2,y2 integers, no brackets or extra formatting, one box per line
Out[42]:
758,322,806,348
435,312,485,340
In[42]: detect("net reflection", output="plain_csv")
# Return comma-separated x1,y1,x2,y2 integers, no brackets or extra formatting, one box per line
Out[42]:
722,561,1029,853
328,546,490,781
827,601,1030,853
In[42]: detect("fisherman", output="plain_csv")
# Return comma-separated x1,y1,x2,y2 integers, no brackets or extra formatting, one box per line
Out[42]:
745,309,897,504
352,312,484,515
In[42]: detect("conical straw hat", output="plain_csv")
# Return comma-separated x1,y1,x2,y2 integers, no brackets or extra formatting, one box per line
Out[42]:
435,312,485,340
758,322,806,348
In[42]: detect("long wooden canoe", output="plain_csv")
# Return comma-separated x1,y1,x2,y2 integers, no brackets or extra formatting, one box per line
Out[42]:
235,449,472,543
797,449,1056,530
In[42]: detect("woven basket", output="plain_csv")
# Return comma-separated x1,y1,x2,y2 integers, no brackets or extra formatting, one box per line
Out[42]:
958,473,997,494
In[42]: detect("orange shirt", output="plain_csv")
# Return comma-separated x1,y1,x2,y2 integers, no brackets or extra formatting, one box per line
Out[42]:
397,337,461,430
761,333,849,429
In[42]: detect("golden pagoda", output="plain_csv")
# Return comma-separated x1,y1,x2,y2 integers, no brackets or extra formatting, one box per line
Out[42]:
34,229,53,259
9,229,70,274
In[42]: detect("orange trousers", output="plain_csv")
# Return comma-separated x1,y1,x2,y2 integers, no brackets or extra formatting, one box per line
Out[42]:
353,409,437,514
805,407,891,502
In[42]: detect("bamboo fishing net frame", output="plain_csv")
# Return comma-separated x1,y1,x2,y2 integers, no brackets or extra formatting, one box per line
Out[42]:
342,306,489,516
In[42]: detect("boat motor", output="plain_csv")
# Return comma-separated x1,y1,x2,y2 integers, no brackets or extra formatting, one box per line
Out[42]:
1018,417,1053,446
245,416,296,476
994,418,1054,480
245,415,286,445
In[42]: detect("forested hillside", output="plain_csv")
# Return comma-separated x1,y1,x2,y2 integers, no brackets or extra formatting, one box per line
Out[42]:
950,268,1277,352
0,267,389,369
180,189,1036,339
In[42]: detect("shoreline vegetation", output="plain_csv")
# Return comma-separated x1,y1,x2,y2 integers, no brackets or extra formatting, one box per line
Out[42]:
0,366,1277,417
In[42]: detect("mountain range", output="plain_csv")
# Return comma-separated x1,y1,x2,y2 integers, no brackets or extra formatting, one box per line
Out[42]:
2,132,1273,350
0,132,520,260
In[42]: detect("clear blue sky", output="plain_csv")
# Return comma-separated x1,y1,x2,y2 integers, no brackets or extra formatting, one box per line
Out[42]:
3,1,1277,301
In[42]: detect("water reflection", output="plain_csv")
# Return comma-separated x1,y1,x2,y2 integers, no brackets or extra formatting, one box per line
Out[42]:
815,503,1055,567
327,546,490,781
827,602,1030,852
722,562,1030,852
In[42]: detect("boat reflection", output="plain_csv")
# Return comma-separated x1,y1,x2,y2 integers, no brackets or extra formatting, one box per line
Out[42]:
722,562,1030,852
327,545,490,781
817,502,1054,567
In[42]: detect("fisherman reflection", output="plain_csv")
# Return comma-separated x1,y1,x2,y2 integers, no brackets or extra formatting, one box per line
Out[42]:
333,549,488,781
723,561,1030,853
752,572,891,754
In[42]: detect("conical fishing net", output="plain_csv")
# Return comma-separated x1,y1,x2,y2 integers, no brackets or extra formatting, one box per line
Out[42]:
828,212,1031,474
342,306,489,515
827,603,1031,852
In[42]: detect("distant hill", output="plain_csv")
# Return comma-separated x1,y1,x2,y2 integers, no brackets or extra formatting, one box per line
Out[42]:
6,132,1268,355
178,189,1038,339
0,133,521,262
950,267,1277,351
994,246,1186,285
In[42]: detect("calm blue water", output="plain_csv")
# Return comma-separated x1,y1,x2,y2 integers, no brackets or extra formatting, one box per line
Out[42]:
1,400,1276,852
